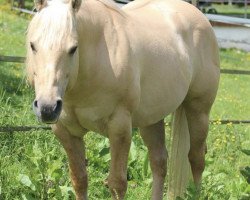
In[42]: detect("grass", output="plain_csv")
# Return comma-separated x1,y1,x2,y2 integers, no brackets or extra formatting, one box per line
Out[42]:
212,4,250,18
0,1,250,199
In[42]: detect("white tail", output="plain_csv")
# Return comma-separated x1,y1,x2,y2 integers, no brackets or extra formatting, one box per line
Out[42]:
168,105,191,200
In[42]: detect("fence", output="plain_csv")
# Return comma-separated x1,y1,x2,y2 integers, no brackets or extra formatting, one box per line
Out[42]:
0,55,250,133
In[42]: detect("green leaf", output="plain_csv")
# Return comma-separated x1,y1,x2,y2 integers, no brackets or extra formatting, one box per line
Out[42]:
59,185,74,198
18,174,36,191
99,147,110,157
244,185,250,193
129,140,136,162
241,149,250,156
143,152,149,178
48,188,56,194
240,166,250,184
47,158,63,179
21,194,37,200
239,193,250,200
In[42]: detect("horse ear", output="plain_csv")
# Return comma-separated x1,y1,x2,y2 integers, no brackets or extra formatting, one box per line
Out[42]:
34,0,47,11
71,0,82,11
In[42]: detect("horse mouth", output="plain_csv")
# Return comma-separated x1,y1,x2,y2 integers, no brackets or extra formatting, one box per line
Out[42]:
33,99,62,124
35,109,61,124
38,115,60,124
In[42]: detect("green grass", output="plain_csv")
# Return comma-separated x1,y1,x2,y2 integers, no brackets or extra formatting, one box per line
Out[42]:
0,2,250,200
212,49,250,119
212,4,250,18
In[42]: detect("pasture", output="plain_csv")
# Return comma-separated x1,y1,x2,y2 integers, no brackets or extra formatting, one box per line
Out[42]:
0,1,250,199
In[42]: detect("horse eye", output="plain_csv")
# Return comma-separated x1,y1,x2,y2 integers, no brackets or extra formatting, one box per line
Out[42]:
69,46,78,55
30,42,37,53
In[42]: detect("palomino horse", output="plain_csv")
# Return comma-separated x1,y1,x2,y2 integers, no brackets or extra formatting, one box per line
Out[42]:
26,0,220,199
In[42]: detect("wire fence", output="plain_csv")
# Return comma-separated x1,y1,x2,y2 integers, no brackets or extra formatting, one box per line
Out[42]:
0,119,250,133
0,126,51,133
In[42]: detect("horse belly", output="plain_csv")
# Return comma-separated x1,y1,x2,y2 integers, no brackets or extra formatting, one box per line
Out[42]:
132,64,190,128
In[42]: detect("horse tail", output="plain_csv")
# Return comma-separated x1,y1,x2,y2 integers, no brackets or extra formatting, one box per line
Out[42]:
168,104,191,199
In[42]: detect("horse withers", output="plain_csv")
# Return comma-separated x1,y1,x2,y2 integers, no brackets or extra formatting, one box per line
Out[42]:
26,0,220,199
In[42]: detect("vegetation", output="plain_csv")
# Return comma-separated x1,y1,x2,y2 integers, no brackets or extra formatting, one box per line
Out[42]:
212,4,250,18
0,1,249,199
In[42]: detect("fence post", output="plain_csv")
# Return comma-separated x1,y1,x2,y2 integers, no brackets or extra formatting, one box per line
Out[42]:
244,0,248,19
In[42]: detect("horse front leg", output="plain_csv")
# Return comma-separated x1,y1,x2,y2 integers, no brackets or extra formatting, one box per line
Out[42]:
107,108,132,200
52,122,88,200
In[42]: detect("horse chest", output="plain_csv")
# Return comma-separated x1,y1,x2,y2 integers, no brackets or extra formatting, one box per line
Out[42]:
74,107,111,134
63,90,121,135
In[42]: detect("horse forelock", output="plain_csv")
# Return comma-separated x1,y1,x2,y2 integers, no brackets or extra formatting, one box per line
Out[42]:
27,1,77,50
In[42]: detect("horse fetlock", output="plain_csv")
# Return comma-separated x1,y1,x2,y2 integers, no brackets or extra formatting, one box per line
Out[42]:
107,177,127,200
110,187,126,200
75,193,88,200
71,173,88,198
74,188,88,200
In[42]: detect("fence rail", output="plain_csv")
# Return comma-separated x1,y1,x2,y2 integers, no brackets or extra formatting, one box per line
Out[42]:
0,119,250,133
0,55,25,63
0,126,51,133
11,6,35,15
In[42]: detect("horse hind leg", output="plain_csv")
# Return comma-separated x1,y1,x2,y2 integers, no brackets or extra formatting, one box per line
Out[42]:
184,97,213,186
140,120,167,200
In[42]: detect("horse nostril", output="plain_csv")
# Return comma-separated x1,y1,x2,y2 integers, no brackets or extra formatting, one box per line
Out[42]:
55,100,62,113
33,100,38,108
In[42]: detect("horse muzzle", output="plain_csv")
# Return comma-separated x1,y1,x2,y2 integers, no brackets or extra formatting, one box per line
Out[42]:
33,99,62,124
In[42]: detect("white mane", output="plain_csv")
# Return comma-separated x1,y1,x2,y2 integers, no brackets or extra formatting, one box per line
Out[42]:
27,0,77,49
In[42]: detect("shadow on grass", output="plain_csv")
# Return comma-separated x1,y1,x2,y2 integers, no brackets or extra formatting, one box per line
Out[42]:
0,61,33,108
0,62,26,94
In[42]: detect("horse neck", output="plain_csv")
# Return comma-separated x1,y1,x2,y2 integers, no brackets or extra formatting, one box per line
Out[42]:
75,0,126,77
77,0,126,41
63,1,117,99
78,1,110,34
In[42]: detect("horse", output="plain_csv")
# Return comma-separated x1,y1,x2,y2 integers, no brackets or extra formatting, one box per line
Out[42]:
26,0,220,199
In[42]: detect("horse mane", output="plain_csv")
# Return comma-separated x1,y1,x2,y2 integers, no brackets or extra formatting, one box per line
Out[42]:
26,0,77,85
27,1,76,49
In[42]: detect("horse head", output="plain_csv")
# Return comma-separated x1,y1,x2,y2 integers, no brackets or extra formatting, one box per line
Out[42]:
26,0,82,123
